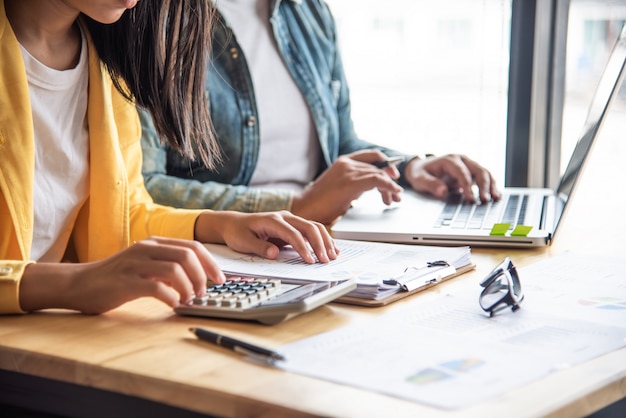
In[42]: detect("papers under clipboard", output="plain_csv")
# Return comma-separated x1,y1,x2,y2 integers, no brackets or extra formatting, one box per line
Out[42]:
336,260,474,307
203,239,474,308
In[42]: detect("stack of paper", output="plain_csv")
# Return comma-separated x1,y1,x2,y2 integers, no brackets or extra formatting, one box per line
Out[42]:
345,257,465,301
204,239,473,306
337,243,472,303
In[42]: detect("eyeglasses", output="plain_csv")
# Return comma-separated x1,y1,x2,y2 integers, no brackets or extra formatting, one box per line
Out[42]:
479,257,524,317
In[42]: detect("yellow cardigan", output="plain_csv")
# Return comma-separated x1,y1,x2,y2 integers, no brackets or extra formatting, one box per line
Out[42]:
0,5,205,313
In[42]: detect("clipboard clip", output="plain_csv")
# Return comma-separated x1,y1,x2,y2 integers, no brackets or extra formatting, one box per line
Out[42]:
382,260,456,292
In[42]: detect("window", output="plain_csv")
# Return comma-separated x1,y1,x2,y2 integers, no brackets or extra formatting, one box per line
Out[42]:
562,1,626,175
327,0,512,183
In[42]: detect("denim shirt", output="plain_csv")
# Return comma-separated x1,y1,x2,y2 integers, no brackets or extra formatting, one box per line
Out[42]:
140,0,410,213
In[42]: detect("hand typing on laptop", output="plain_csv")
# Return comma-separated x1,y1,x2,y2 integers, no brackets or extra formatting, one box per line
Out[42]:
290,150,500,225
402,154,501,204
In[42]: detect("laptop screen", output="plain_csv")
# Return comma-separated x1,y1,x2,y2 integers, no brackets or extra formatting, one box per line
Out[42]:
556,24,626,204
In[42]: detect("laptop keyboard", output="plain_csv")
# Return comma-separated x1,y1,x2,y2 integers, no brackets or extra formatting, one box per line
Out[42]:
435,193,529,230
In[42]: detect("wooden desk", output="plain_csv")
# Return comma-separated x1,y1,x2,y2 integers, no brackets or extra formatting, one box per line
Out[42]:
1,128,625,417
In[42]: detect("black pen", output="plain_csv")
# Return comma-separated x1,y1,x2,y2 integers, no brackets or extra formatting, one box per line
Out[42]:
189,327,286,362
371,156,404,168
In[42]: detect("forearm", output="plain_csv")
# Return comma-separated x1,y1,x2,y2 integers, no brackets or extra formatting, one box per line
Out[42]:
17,262,82,312
144,174,294,213
193,210,250,244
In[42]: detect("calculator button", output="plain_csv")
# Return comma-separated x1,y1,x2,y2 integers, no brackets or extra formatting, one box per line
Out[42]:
221,298,238,307
237,299,251,309
186,277,284,312
193,295,209,305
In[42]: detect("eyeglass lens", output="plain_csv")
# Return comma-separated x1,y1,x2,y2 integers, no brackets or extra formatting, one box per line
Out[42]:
479,259,524,316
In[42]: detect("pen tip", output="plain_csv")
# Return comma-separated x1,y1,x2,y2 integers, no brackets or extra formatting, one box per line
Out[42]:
188,327,196,333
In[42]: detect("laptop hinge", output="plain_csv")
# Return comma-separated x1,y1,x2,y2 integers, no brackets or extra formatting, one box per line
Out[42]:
539,195,549,230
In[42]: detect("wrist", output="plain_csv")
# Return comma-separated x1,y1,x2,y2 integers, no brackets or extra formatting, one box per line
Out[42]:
19,262,80,312
399,153,434,187
290,193,306,218
407,153,435,166
194,210,241,244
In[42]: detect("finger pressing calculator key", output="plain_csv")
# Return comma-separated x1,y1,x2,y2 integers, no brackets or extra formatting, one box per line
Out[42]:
196,275,280,308
174,273,356,325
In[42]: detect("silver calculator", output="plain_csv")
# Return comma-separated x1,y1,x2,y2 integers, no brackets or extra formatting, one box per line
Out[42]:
174,273,356,325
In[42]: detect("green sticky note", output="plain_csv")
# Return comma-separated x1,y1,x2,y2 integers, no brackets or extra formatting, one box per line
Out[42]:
511,225,533,237
490,223,510,236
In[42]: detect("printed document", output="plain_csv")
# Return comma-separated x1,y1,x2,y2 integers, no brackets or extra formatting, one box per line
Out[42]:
204,239,471,286
275,252,626,409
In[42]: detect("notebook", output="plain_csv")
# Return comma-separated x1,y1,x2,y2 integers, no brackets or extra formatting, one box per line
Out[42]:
332,24,626,249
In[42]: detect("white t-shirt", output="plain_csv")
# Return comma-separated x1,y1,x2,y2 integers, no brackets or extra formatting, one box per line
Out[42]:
217,0,321,191
21,32,90,262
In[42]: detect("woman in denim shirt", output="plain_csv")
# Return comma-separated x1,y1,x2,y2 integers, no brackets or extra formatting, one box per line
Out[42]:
140,0,500,225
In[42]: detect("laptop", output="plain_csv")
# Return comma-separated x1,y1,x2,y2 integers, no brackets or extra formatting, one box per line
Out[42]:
332,24,626,248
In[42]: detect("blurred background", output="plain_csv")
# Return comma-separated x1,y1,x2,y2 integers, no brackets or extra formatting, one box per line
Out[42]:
325,0,626,184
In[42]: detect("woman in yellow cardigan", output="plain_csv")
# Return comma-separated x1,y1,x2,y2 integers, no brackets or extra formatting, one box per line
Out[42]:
0,0,337,315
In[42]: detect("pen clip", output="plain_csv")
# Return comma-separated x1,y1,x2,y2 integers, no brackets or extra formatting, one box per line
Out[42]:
234,346,286,364
383,261,455,292
372,156,405,168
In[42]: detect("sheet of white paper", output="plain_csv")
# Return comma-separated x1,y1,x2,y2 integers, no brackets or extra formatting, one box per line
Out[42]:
205,239,470,284
275,252,626,409
517,252,626,328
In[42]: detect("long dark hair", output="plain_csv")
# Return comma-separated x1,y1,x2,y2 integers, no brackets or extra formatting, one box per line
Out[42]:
82,0,220,169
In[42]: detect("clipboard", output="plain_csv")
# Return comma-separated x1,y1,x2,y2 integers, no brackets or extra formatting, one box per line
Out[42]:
335,263,476,307
202,240,474,309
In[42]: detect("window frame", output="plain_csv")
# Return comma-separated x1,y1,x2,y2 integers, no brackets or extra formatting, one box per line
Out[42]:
506,0,570,188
